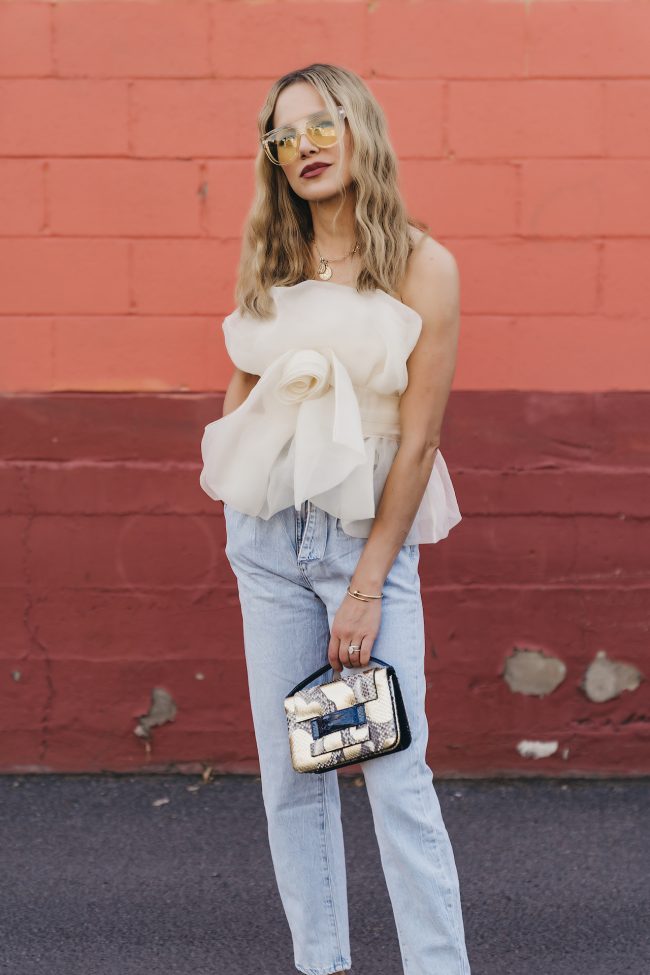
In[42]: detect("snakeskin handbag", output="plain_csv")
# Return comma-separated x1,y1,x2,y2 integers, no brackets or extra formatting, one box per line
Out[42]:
284,655,412,773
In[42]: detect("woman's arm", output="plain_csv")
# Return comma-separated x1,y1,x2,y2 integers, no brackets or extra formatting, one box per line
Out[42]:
327,236,461,671
349,237,461,594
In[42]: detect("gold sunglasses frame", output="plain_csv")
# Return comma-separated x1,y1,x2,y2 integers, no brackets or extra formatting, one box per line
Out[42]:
260,105,347,167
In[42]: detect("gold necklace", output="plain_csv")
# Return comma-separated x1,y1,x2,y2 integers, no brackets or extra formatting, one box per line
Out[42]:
314,240,360,280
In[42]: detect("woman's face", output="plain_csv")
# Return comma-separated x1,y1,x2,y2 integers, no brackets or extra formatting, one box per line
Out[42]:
269,82,353,199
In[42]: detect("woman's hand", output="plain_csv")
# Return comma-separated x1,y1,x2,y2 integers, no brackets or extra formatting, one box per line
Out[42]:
328,592,382,672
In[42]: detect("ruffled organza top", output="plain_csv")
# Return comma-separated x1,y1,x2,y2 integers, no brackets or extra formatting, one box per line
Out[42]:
199,279,462,545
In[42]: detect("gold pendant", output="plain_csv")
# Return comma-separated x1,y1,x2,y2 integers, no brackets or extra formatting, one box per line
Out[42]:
318,258,332,280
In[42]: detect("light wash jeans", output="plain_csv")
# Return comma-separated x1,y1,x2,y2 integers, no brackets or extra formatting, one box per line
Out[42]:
224,498,472,975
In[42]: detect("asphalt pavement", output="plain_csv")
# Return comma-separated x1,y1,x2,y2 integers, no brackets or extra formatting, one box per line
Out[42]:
1,774,649,975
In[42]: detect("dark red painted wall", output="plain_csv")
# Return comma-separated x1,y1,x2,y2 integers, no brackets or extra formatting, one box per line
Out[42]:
2,391,648,775
2,1,650,776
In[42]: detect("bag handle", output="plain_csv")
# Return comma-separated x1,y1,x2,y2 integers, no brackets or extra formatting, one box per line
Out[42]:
287,655,392,698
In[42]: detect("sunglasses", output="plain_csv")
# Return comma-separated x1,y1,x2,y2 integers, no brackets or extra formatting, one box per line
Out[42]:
261,105,347,167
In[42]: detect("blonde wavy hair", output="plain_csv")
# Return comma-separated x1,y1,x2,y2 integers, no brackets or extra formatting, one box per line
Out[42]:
233,63,430,319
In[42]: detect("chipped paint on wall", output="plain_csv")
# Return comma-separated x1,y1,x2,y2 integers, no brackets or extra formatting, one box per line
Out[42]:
134,688,178,741
581,651,644,704
517,740,559,760
504,647,567,697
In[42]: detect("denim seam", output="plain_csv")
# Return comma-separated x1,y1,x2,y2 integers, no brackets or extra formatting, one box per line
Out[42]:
411,585,453,932
379,582,412,970
318,773,348,972
416,771,470,974
388,857,411,972
296,502,306,561
297,499,316,564
295,503,302,554
411,592,470,973
294,773,349,975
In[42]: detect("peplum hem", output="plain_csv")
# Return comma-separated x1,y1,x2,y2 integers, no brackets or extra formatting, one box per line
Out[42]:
201,423,462,546
305,434,462,545
199,279,463,546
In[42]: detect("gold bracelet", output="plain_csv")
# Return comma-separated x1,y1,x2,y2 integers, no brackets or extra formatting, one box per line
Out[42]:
346,586,383,602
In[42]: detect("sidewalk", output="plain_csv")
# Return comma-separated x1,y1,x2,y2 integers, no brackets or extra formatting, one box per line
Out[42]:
1,774,648,975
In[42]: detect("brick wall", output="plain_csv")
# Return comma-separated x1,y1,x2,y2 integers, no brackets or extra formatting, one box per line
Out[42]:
1,1,649,774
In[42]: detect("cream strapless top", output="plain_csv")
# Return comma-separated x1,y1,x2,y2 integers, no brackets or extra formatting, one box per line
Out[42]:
199,279,462,545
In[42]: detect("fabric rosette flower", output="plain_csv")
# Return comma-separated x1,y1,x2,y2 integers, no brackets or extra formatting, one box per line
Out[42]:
200,343,369,516
274,349,332,405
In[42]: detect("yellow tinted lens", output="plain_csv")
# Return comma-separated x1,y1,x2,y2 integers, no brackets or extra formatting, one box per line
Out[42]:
267,129,298,165
307,114,337,146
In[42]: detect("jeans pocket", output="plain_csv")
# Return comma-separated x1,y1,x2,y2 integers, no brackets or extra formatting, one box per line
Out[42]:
335,516,361,541
223,503,238,560
223,503,255,565
335,516,347,538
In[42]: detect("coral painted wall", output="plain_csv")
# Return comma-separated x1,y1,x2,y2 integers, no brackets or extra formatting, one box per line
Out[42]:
1,0,649,775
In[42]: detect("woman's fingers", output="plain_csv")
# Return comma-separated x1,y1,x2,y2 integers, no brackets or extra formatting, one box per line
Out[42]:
340,636,357,669
329,626,377,671
358,634,372,667
340,634,371,669
328,634,343,672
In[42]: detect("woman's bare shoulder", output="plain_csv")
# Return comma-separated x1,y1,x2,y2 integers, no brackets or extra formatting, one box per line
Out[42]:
401,228,460,322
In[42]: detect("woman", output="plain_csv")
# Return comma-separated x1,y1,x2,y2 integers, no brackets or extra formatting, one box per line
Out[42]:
200,63,471,975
